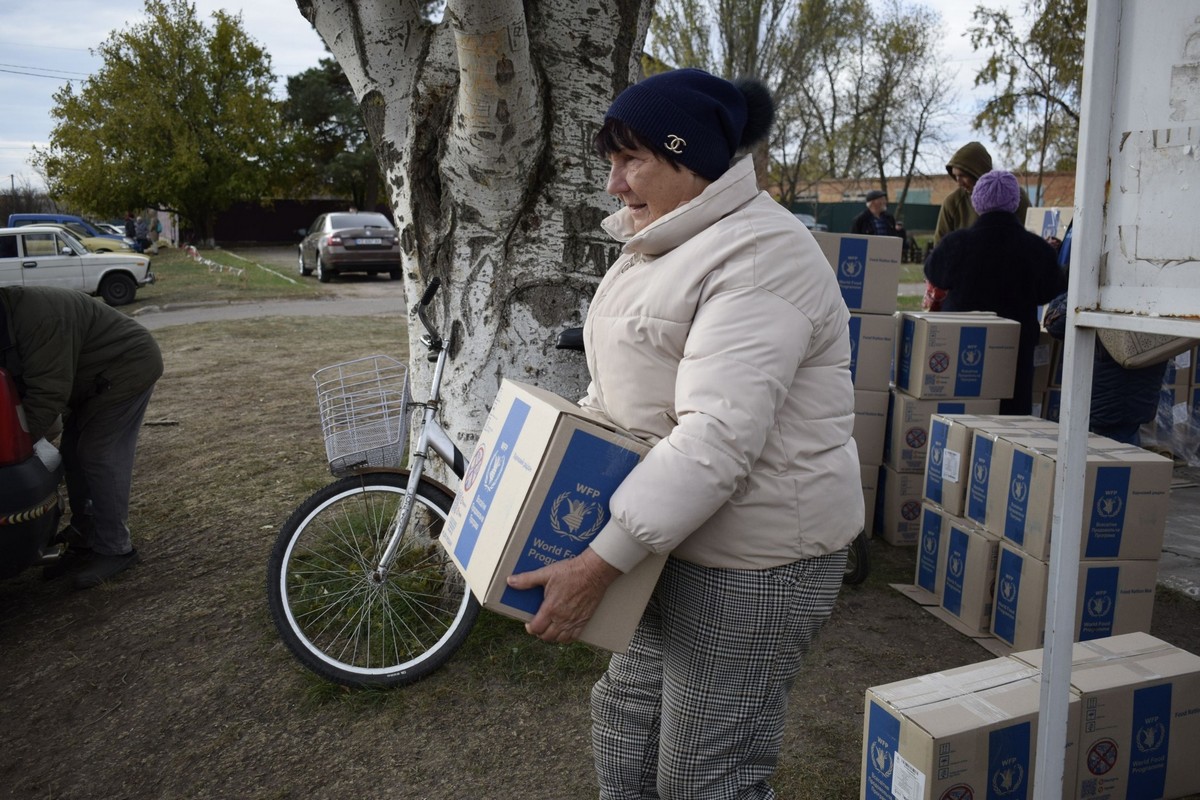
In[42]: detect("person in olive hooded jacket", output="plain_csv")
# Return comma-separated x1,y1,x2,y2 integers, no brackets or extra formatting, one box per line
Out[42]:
0,286,162,589
924,142,1033,310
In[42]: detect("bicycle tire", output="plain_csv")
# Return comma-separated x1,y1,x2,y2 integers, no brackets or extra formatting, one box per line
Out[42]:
266,472,479,688
843,530,870,586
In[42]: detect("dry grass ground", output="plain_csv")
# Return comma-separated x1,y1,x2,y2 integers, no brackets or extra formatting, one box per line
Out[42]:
0,292,1197,798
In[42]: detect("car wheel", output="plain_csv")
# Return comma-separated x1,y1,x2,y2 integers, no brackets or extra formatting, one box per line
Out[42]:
298,248,312,276
98,273,137,306
317,256,333,283
389,269,401,281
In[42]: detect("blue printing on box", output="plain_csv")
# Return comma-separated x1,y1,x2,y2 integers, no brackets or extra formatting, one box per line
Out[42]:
897,318,916,391
836,236,869,310
456,398,531,567
848,315,861,383
967,435,994,525
1005,449,1035,546
989,720,1032,798
925,418,949,504
916,507,942,593
993,547,1023,646
953,326,988,397
1086,466,1131,558
499,428,641,615
1128,683,1172,798
942,526,970,617
863,701,901,800
1079,565,1119,641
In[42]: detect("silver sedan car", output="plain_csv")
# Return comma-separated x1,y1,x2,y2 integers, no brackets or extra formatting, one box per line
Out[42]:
297,211,401,282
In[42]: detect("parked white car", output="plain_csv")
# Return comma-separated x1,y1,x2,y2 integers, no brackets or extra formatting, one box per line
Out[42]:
0,225,154,306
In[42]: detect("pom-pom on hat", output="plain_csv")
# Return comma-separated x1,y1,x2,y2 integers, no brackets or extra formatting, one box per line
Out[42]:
971,170,1021,214
604,68,774,181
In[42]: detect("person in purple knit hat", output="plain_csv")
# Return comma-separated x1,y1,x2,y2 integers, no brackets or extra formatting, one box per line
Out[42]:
923,170,1066,414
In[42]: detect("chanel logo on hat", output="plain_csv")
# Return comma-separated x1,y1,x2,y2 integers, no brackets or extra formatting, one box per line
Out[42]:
664,134,686,154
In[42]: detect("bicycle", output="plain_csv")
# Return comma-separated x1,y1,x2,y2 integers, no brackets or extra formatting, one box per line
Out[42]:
266,278,480,688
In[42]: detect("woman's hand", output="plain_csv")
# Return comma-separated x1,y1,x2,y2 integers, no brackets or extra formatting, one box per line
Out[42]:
506,549,622,644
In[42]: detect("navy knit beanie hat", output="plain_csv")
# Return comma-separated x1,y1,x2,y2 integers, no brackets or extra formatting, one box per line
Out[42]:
604,68,774,181
972,170,1021,214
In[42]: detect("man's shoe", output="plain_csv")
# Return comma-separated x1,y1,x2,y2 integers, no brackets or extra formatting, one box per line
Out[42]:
42,546,94,581
72,549,142,590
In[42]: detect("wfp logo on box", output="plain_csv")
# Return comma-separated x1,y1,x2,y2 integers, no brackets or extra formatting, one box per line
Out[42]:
960,344,983,368
839,253,864,279
549,486,607,542
992,758,1026,796
868,737,893,779
1095,490,1124,519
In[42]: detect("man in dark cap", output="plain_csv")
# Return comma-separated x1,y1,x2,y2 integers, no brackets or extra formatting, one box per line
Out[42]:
850,188,906,238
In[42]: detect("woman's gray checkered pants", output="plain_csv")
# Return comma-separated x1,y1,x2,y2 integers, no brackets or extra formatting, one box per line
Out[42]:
591,549,847,799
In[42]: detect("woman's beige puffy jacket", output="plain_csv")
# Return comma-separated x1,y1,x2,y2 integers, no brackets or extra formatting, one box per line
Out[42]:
581,156,864,573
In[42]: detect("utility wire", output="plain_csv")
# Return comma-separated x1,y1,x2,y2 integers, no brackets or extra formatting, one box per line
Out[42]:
0,62,91,77
0,66,86,80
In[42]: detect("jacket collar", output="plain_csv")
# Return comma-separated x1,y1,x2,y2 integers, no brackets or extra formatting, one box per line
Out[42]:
601,155,761,256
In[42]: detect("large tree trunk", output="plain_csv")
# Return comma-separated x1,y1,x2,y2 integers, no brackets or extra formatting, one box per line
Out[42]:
297,0,651,472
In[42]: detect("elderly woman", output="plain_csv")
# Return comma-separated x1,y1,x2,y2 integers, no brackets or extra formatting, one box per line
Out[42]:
507,68,862,799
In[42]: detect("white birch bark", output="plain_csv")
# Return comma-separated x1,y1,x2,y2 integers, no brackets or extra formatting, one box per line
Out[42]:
295,0,652,479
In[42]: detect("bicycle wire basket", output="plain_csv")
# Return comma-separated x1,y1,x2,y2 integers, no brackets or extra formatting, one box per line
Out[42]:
314,355,413,475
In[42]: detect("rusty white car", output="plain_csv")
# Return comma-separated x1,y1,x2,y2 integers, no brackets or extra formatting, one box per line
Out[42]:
0,225,154,306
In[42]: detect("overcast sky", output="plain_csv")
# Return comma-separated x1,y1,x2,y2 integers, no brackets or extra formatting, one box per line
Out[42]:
0,0,1026,194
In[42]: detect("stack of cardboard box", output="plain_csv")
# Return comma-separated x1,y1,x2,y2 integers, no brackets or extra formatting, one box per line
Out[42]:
862,632,1200,800
813,231,902,538
876,312,1021,546
912,413,1173,649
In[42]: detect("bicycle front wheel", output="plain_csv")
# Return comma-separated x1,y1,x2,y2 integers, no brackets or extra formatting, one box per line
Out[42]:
267,472,479,688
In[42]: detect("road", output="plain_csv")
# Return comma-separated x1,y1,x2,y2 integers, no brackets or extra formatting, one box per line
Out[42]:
131,246,407,330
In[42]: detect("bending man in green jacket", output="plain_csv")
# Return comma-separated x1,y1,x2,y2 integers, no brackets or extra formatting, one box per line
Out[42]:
0,286,162,589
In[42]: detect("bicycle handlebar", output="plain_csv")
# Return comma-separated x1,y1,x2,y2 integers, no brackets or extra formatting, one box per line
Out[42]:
414,277,444,348
419,277,441,307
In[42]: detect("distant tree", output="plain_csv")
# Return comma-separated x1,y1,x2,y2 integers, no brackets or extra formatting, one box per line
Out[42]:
648,0,951,215
860,0,955,219
33,0,283,244
282,57,383,211
969,0,1086,197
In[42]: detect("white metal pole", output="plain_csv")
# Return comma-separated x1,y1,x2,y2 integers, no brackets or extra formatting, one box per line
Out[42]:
1032,2,1119,797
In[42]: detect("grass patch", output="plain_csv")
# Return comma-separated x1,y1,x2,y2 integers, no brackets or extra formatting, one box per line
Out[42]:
125,246,322,312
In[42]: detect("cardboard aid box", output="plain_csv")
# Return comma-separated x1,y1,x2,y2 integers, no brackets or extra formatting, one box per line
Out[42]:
884,391,1000,474
849,312,897,391
981,436,1172,561
853,389,889,466
894,312,1020,400
990,542,1158,651
862,658,1078,800
1012,633,1200,800
939,518,1000,635
876,465,924,546
960,422,1063,533
1024,205,1074,240
923,414,1056,517
811,230,902,315
440,380,667,652
913,503,950,601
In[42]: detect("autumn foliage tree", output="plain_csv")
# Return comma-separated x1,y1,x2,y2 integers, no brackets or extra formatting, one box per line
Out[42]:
34,0,282,243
